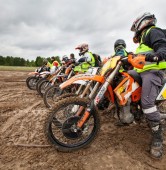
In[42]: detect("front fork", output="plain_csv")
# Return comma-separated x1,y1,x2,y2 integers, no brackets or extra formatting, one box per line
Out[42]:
76,82,101,128
76,102,95,128
76,82,109,128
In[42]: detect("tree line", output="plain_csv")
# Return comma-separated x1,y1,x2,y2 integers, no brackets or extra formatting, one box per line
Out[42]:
0,56,61,67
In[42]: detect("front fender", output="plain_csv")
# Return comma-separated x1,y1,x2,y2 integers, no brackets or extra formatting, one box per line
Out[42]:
39,71,50,75
60,74,105,89
28,72,39,76
72,80,88,85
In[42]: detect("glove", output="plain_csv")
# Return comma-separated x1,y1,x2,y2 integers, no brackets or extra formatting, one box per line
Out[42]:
75,62,80,66
145,53,163,62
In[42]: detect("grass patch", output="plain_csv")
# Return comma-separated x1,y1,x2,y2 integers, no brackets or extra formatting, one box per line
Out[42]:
0,66,37,71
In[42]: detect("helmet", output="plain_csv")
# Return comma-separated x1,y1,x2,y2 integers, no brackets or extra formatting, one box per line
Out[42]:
43,58,48,65
51,56,56,61
62,55,69,63
131,12,156,33
70,53,75,59
114,39,126,50
75,43,89,55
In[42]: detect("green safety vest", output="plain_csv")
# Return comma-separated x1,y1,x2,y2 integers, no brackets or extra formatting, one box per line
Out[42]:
81,52,95,69
135,26,166,73
74,52,96,73
47,61,60,68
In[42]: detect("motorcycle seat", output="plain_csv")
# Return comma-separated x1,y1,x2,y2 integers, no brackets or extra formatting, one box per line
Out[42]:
128,70,142,86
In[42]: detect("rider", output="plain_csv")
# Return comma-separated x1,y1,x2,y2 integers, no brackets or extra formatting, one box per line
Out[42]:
61,55,69,65
114,39,127,57
130,12,166,159
47,56,60,73
75,43,95,71
113,39,132,71
69,53,76,64
41,59,50,71
62,54,76,67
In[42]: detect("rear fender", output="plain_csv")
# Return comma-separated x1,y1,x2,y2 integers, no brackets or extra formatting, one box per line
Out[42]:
60,74,105,90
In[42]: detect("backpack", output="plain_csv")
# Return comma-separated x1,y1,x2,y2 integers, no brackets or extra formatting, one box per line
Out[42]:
92,53,102,67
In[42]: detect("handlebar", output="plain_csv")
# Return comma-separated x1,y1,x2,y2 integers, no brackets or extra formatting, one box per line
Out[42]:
114,53,146,69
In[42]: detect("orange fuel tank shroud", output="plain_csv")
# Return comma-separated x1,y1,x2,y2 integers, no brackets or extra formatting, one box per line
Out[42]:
114,72,140,105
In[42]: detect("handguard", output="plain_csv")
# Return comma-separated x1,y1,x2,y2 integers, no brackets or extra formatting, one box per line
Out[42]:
128,54,146,69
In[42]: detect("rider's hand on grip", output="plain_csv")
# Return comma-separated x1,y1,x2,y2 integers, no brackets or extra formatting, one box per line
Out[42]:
128,54,145,69
145,53,163,63
145,53,156,62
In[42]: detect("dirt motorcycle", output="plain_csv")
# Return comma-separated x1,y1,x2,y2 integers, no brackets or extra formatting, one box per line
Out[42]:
26,65,50,90
45,54,166,152
36,65,68,97
43,63,100,108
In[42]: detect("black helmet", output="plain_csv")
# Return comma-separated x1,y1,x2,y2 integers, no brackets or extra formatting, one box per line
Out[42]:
51,56,56,61
114,39,126,50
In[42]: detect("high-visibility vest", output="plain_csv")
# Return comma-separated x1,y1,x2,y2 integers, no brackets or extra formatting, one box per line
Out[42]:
47,61,60,68
81,52,95,69
134,26,166,73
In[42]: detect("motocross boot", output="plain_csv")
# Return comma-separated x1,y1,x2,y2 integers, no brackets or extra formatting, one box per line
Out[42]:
148,121,163,159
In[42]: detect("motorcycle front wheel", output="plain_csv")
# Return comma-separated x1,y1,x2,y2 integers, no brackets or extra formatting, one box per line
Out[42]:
45,96,100,152
26,76,39,90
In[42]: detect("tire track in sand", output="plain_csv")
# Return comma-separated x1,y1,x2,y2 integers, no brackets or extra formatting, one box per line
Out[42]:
1,101,42,134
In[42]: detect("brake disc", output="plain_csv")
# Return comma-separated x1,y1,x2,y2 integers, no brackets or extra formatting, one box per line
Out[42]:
62,116,82,139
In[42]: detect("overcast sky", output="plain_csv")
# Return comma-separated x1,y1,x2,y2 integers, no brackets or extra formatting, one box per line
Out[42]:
0,0,165,61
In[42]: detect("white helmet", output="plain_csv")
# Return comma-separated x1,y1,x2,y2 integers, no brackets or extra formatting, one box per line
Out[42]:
131,12,156,32
75,43,89,55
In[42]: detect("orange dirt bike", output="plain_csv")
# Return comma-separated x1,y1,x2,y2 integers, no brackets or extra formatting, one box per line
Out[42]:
36,65,68,97
43,64,100,108
45,54,166,152
26,66,50,90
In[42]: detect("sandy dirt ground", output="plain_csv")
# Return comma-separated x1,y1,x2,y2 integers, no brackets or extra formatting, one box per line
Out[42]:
0,71,166,170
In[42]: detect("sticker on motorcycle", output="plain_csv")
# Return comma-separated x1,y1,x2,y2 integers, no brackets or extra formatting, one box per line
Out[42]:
156,83,166,100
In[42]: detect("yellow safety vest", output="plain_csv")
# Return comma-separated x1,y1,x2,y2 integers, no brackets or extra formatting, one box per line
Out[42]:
135,26,166,73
